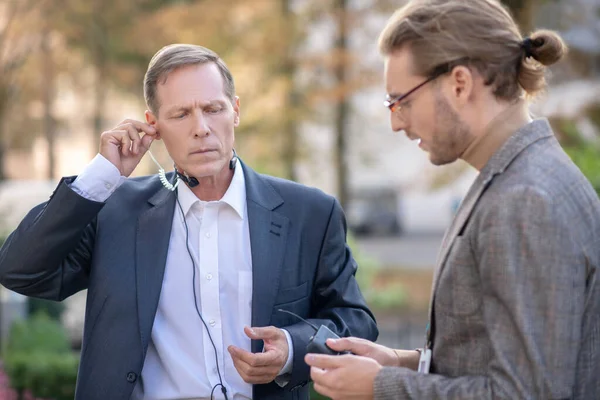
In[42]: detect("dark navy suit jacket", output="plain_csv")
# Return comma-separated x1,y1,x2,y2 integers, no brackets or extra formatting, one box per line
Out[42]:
0,161,378,400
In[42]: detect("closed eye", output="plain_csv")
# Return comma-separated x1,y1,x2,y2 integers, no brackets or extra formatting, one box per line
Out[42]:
172,111,188,119
206,107,224,115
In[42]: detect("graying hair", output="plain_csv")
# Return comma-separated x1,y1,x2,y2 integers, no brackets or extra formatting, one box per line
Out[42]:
144,44,235,114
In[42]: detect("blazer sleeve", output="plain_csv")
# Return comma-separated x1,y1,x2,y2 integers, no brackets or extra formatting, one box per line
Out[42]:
284,197,379,389
372,185,585,399
0,177,104,301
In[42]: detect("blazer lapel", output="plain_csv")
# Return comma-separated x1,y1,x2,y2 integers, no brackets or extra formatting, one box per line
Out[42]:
135,186,176,355
428,173,492,311
427,119,555,330
242,162,288,353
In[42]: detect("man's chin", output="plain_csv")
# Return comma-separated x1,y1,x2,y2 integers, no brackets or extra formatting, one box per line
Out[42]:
185,162,229,179
429,153,457,167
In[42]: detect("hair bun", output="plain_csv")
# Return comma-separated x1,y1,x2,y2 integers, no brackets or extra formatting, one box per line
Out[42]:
527,29,567,66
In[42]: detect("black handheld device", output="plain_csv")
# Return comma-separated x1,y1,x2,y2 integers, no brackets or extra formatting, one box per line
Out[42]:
277,309,350,356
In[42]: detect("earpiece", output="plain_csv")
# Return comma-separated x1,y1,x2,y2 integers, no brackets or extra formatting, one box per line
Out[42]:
148,150,179,191
229,149,238,170
148,149,238,191
176,170,199,188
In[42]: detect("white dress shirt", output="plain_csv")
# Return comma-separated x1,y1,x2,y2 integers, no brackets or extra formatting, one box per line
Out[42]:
71,154,293,400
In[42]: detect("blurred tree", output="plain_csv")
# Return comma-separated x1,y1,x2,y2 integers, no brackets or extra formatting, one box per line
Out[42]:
0,0,42,180
41,25,57,180
502,0,540,34
334,0,350,209
56,0,198,153
281,0,301,181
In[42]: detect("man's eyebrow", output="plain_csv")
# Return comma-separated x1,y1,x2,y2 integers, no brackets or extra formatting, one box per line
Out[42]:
166,100,227,113
166,104,191,114
205,100,227,107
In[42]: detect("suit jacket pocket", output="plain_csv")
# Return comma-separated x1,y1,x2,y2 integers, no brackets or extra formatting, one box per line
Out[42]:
274,281,308,306
435,236,482,317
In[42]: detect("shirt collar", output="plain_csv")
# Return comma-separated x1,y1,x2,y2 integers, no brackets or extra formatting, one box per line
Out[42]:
176,163,247,220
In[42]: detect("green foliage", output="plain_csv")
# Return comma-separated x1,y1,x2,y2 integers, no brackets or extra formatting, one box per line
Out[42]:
552,115,600,197
3,353,28,394
349,235,407,311
4,313,78,400
4,352,79,400
27,297,65,322
24,353,79,400
6,312,70,355
565,144,600,196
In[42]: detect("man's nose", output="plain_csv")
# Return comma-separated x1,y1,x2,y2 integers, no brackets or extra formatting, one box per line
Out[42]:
193,112,210,136
390,112,407,133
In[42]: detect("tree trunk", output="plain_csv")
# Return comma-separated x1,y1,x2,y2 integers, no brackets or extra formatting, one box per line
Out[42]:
502,0,537,34
42,30,56,180
91,3,108,155
282,0,299,181
92,62,107,154
334,0,350,209
0,140,6,181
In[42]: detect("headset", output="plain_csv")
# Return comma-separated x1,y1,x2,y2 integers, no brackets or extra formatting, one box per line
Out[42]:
147,149,239,400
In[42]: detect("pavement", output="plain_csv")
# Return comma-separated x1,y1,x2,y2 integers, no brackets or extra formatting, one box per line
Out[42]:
355,231,445,270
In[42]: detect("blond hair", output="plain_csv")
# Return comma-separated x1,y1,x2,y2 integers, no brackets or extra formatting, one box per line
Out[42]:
378,0,567,100
144,44,235,114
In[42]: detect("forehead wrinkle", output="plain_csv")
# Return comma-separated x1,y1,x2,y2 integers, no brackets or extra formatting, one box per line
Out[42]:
165,99,226,114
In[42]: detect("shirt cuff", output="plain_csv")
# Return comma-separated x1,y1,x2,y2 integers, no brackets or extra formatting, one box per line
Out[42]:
273,328,294,387
70,154,126,202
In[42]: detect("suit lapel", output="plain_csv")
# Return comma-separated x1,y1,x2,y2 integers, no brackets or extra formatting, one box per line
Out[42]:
428,173,492,319
135,186,176,355
432,173,492,288
242,162,288,353
427,119,555,332
248,206,288,329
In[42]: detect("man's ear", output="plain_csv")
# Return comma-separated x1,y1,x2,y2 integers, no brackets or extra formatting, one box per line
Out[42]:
448,65,474,108
145,110,161,140
233,96,241,127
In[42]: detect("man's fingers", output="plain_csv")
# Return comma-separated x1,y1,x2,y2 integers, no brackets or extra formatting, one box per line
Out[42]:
245,326,279,341
112,130,131,156
229,346,280,384
312,382,335,400
121,119,157,136
304,353,347,370
326,337,368,354
140,133,155,153
311,368,337,399
228,345,278,367
118,124,142,155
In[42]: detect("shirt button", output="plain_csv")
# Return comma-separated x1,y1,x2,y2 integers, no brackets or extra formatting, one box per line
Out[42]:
206,232,211,238
209,319,216,327
104,183,112,190
206,273,213,281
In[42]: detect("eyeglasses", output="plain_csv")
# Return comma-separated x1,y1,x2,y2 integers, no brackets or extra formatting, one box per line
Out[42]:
384,60,465,117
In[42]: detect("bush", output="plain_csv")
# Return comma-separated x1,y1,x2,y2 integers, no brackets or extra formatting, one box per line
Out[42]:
565,144,600,196
550,116,600,197
6,312,70,355
4,313,78,400
27,298,65,322
25,353,79,400
349,235,407,311
4,352,79,400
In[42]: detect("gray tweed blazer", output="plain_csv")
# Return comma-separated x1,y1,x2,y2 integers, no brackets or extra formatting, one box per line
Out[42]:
375,119,600,399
